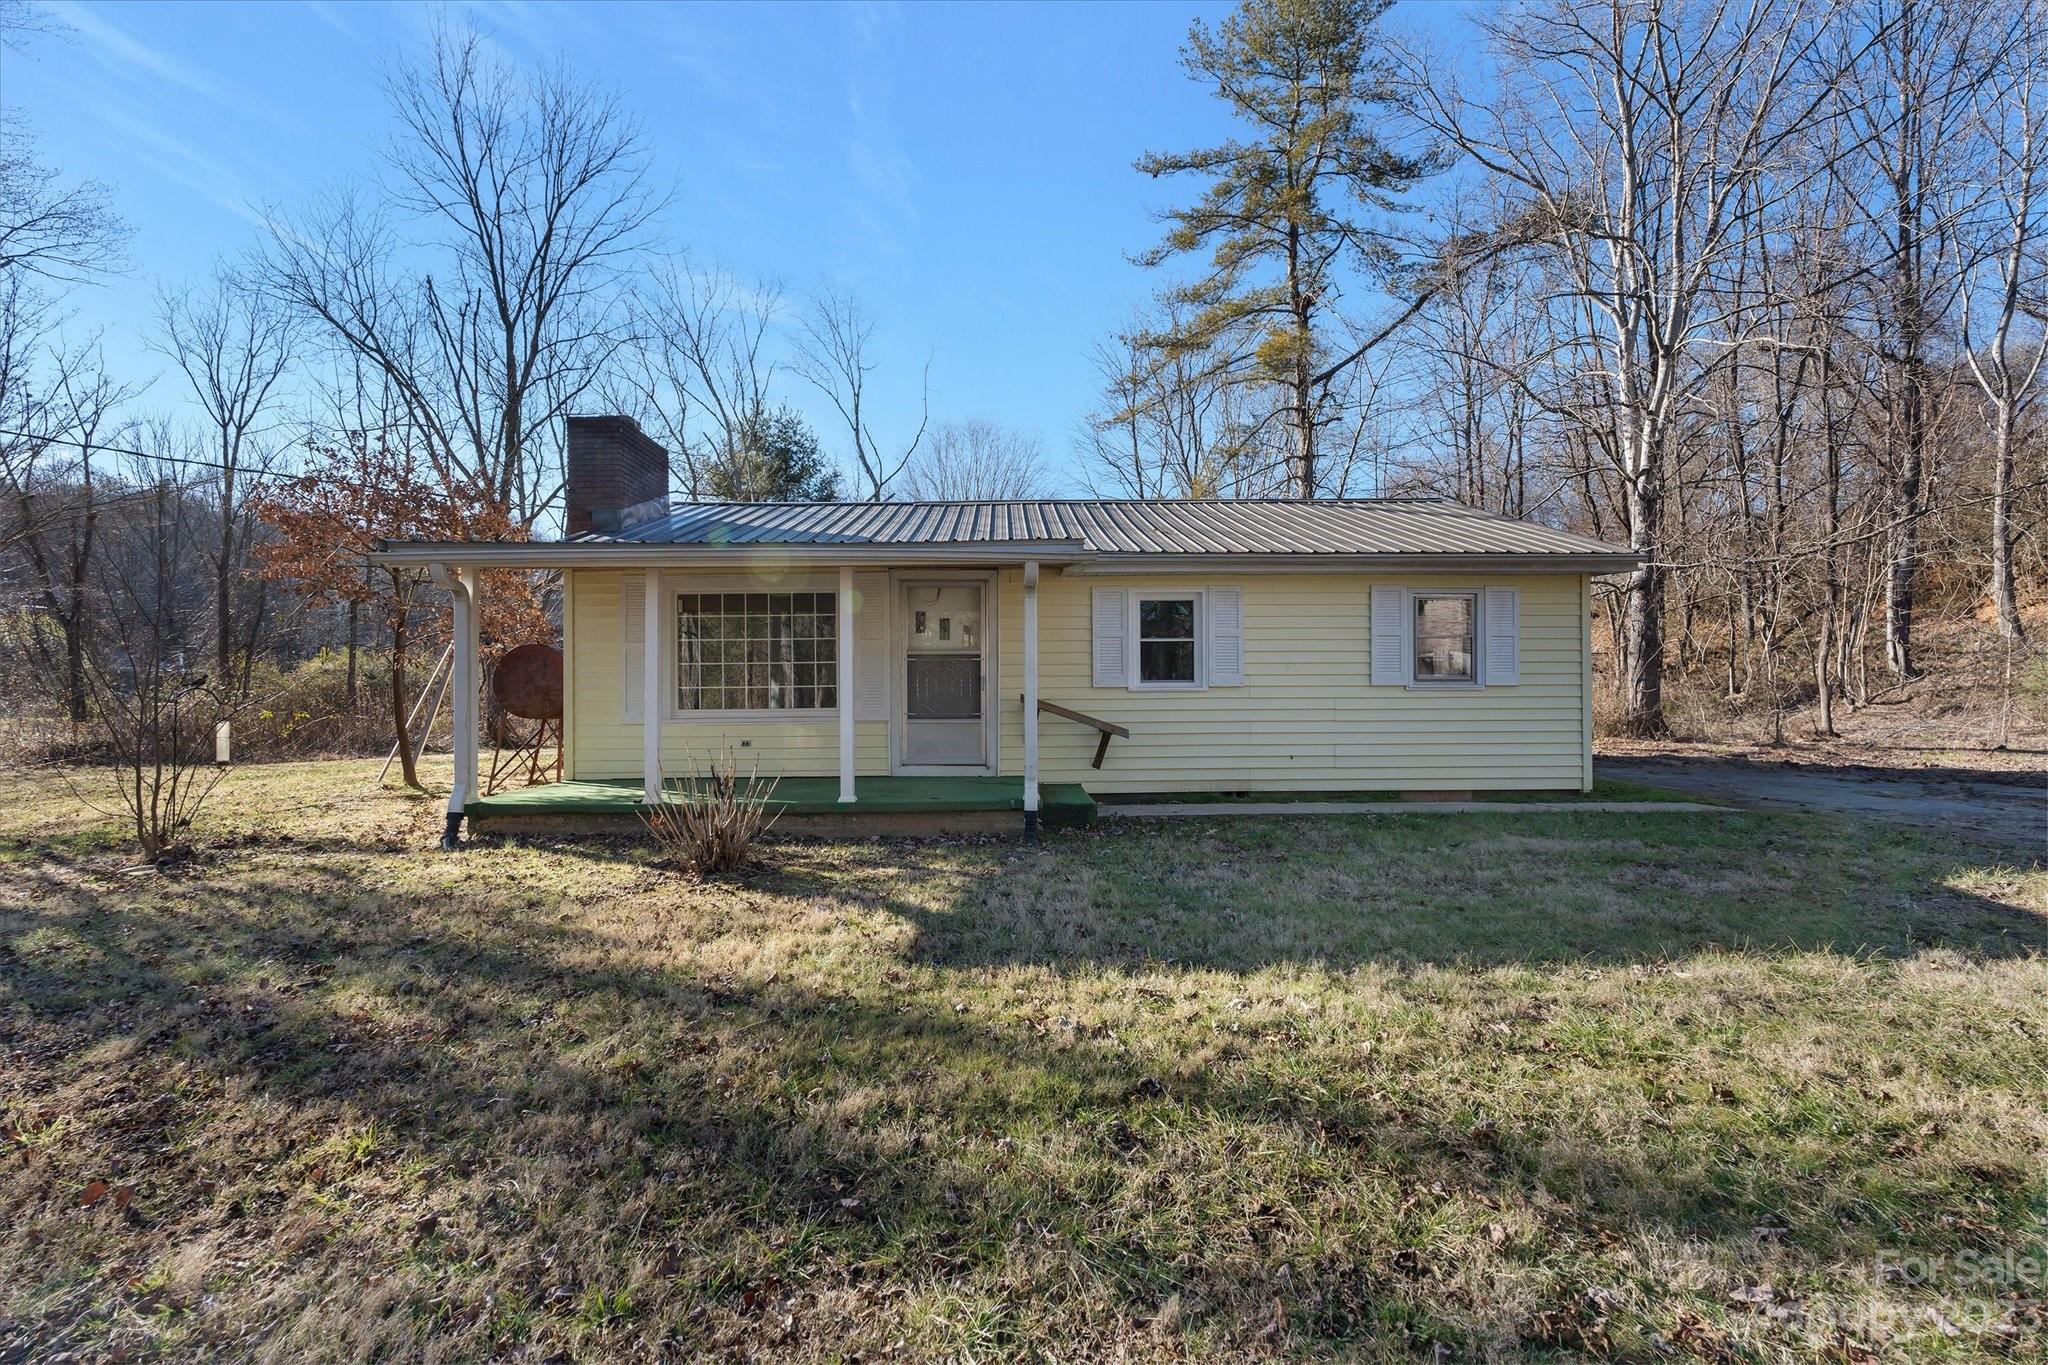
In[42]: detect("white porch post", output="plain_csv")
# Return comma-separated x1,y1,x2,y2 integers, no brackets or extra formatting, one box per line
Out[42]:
1022,560,1040,832
435,564,479,849
463,568,483,814
642,567,663,804
838,565,856,803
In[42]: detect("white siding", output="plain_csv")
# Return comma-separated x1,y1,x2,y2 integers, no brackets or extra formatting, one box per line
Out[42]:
994,570,1588,793
567,567,1591,793
567,570,887,780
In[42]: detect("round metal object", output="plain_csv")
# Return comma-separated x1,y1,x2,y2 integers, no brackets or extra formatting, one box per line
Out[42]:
493,642,564,720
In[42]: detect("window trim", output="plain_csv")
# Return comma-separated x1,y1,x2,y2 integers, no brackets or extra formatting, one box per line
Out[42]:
1127,589,1207,692
662,575,844,723
1406,588,1483,689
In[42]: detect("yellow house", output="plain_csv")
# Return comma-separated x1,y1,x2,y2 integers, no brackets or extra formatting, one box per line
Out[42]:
373,416,1638,845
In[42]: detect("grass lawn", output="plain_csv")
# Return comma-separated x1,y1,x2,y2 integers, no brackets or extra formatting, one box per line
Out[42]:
3,758,2046,1361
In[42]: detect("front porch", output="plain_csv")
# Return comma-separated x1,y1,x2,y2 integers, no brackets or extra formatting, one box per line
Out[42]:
426,554,1061,847
467,775,1097,838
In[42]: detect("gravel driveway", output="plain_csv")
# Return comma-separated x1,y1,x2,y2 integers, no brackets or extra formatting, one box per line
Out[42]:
1599,754,2046,853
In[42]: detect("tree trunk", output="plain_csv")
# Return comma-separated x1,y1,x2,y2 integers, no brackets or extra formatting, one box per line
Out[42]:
66,490,95,726
391,612,421,790
1884,92,1930,682
217,484,235,694
345,596,360,707
64,611,87,725
1883,370,1925,679
1815,605,1836,737
1990,416,2025,642
1620,471,1667,737
1290,233,1315,500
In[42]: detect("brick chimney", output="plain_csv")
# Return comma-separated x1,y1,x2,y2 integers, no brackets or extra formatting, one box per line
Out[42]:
565,415,668,537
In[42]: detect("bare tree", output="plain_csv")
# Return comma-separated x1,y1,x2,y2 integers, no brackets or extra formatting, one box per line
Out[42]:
1410,0,1853,736
153,267,294,695
71,450,228,861
792,285,928,499
607,259,786,499
0,115,125,285
1957,5,2047,644
1080,305,1267,499
0,75,126,557
1831,0,1982,678
902,419,1047,500
0,270,57,555
1402,227,1550,514
260,20,657,526
8,344,130,723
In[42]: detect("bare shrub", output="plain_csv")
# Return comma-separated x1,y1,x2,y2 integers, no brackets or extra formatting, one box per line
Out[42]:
641,749,780,875
88,677,228,863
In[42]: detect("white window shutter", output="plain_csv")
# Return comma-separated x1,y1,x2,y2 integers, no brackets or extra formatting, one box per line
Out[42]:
621,574,646,723
1207,586,1244,685
1484,586,1520,685
853,572,888,719
1091,588,1129,687
1370,585,1407,685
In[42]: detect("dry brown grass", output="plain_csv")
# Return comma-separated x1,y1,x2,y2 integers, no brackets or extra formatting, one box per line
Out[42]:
3,759,2046,1361
1599,601,2048,768
643,751,782,875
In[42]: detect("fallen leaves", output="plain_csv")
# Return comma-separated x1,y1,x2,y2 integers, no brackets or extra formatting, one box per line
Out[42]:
75,1179,136,1219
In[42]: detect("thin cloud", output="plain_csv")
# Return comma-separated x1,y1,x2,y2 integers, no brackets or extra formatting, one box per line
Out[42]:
302,1,363,43
838,1,919,251
43,0,238,107
89,97,280,232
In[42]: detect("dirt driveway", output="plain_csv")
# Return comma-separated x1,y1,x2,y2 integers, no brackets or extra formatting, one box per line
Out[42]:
1599,753,2046,853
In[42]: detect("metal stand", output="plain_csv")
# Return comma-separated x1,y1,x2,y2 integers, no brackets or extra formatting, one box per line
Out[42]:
485,715,563,794
440,812,464,851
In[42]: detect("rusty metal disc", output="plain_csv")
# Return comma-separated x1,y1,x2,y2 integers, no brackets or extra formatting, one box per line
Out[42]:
493,642,564,720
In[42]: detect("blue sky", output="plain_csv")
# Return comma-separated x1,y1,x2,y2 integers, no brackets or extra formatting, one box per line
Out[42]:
4,0,1469,494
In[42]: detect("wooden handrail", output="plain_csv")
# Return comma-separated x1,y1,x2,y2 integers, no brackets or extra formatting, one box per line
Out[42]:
1022,696,1129,768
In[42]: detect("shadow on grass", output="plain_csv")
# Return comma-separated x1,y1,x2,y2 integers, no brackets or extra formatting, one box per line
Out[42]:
3,809,2045,1357
749,808,2048,973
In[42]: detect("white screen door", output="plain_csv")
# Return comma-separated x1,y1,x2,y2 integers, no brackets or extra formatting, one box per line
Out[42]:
901,582,987,767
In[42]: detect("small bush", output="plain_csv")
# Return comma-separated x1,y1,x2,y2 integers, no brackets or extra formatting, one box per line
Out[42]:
641,750,780,875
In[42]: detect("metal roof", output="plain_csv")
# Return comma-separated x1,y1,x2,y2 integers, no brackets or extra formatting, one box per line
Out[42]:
588,497,1633,561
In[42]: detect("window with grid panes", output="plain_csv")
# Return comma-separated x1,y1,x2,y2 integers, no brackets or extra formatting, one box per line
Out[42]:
675,591,836,712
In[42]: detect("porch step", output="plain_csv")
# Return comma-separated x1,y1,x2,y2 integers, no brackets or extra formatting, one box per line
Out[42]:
467,775,1096,832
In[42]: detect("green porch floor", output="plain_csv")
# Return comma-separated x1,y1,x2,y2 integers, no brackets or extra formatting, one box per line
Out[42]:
468,775,1096,825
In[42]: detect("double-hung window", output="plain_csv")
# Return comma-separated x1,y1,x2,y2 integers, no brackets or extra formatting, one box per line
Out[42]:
676,591,836,713
1134,593,1201,688
1412,592,1477,684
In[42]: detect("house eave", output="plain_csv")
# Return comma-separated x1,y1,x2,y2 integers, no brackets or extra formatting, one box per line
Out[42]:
368,540,1641,575
1056,553,1643,576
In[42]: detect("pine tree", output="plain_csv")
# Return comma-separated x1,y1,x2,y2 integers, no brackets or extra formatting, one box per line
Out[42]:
1136,0,1440,497
707,405,841,503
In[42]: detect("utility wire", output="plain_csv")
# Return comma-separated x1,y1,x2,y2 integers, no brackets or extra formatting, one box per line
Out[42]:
0,426,425,499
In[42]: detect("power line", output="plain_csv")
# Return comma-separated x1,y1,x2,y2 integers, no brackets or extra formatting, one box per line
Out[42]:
0,425,294,478
0,425,435,501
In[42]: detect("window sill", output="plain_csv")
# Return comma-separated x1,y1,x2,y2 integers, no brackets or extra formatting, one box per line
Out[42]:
1403,680,1482,691
1126,682,1207,693
660,710,843,724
